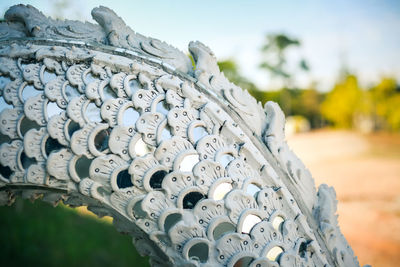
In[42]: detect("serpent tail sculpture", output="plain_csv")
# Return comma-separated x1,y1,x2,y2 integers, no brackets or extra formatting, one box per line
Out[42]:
0,4,359,267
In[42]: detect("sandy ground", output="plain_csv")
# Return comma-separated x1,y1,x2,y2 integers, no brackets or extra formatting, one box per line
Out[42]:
287,130,400,267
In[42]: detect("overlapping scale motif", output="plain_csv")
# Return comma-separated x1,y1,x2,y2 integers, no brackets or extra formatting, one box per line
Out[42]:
0,4,359,267
0,53,319,265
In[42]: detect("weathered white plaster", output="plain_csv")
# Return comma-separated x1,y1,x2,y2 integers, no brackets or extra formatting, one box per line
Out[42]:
0,4,360,267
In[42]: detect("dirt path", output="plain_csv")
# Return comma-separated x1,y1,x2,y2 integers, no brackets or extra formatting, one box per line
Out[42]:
287,130,400,267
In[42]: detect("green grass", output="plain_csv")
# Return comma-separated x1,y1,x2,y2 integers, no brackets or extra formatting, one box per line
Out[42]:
0,198,150,267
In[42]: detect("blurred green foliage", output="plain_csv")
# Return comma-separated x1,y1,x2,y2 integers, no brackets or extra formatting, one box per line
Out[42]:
248,87,325,129
217,60,257,92
1,30,398,267
259,33,309,87
321,75,364,128
371,78,400,131
321,75,400,131
218,33,400,132
0,199,150,267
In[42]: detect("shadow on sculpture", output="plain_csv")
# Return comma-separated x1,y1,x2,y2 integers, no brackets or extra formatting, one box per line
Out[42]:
0,4,360,267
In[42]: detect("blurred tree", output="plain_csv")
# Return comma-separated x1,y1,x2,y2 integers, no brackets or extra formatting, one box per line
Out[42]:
371,77,400,131
50,0,84,21
259,33,309,88
218,57,324,129
321,75,365,128
257,33,314,122
294,87,324,128
217,59,257,91
320,74,400,131
52,0,71,19
252,87,324,128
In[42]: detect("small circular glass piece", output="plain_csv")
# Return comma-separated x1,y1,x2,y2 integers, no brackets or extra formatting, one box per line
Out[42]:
192,126,208,143
212,182,233,200
86,102,102,122
272,216,285,231
179,154,199,172
122,107,139,126
266,246,284,261
246,183,261,197
46,101,63,119
135,138,151,156
241,214,262,234
219,154,234,168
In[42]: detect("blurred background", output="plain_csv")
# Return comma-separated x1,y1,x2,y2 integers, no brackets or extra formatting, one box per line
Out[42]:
0,0,399,266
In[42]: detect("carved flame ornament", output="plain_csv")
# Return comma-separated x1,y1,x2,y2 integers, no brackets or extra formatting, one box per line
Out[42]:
0,5,360,267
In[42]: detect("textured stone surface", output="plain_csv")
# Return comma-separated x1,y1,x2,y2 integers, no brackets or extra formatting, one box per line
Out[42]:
0,4,359,267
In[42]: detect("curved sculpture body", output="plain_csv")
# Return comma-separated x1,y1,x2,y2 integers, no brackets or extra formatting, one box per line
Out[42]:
0,5,359,267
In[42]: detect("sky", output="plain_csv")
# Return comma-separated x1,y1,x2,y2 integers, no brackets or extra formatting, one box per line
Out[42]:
1,0,399,91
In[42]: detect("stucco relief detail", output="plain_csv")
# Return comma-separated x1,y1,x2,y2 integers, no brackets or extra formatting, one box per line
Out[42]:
0,5,359,267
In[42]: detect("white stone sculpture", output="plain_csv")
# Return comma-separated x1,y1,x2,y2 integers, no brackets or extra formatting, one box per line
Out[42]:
0,4,360,267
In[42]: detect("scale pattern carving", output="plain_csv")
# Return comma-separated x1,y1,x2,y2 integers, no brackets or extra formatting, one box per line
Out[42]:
0,5,359,267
